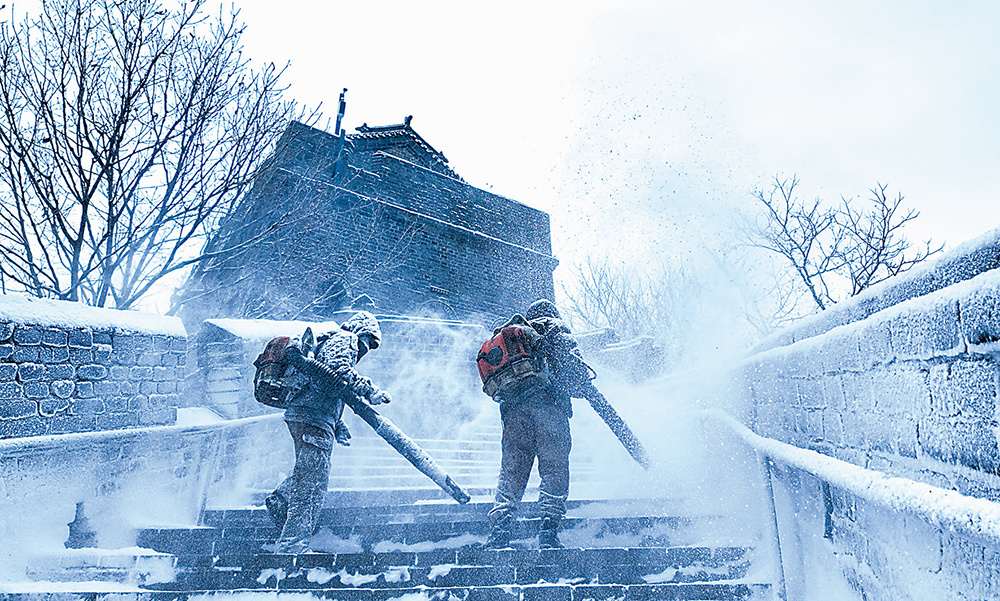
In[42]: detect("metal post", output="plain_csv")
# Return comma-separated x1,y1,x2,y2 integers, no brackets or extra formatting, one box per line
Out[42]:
761,453,788,601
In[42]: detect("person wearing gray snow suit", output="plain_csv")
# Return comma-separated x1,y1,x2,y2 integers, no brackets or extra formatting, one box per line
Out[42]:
482,299,593,549
265,311,392,554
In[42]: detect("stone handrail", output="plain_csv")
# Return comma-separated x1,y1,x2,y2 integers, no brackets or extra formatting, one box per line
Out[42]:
708,409,1000,547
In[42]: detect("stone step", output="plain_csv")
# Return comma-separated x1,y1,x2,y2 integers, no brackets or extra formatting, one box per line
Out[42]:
331,438,500,454
21,547,177,587
0,581,770,600
237,486,501,509
322,463,599,477
239,478,620,511
138,515,695,557
223,544,746,574
342,438,501,452
326,463,503,477
322,472,600,491
157,545,750,591
204,498,687,529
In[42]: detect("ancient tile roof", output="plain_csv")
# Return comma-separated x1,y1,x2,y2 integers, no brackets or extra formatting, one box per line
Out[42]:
350,115,461,180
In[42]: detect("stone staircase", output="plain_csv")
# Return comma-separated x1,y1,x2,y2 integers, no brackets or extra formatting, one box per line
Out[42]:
13,490,772,600
124,492,768,600
7,409,775,600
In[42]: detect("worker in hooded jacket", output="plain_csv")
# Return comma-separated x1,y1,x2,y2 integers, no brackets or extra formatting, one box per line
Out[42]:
481,299,593,549
264,311,392,554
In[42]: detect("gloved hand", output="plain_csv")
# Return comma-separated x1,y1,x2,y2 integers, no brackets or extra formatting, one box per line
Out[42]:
368,389,392,405
334,420,352,446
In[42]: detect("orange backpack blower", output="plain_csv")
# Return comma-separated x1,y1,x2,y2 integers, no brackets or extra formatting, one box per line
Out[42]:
477,325,545,397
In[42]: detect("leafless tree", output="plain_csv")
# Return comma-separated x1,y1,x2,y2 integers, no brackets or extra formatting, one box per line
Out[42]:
559,255,707,364
748,176,847,310
560,255,650,340
747,175,940,313
838,183,943,296
0,0,311,309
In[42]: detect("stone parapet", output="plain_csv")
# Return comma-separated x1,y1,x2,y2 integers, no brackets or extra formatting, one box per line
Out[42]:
0,295,187,439
717,227,1000,600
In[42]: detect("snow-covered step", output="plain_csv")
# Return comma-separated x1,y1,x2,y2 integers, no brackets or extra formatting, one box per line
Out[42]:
0,581,770,600
13,493,769,600
137,514,697,559
21,547,177,588
202,498,690,530
158,545,754,592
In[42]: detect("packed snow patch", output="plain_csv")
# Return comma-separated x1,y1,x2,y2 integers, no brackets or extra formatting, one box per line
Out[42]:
304,568,336,585
335,568,378,587
383,566,411,584
307,566,411,587
427,564,458,580
372,533,481,552
257,568,287,586
308,530,364,554
641,565,733,584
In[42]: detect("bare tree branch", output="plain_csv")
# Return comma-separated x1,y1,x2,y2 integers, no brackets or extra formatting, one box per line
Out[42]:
837,183,944,295
746,174,941,315
0,0,314,309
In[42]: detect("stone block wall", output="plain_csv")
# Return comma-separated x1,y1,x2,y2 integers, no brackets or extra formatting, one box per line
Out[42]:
348,151,553,255
726,227,1000,600
745,266,1000,490
269,121,554,255
0,295,187,439
181,168,556,328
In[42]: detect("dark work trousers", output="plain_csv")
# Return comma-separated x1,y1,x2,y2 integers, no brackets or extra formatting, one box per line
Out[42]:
272,420,334,552
488,397,572,524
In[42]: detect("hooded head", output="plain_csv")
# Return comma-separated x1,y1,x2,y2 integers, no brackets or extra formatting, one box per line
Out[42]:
341,311,382,350
525,299,560,321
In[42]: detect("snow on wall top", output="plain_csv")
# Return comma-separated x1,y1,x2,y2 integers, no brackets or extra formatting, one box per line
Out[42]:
754,225,1000,353
206,315,485,343
0,294,185,336
744,263,1000,370
205,318,345,342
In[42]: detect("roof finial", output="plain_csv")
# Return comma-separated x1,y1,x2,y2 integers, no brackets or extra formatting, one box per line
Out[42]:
335,88,348,136
404,115,413,127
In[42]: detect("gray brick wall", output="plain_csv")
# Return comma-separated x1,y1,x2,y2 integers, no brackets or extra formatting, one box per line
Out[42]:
745,273,1000,480
0,318,187,440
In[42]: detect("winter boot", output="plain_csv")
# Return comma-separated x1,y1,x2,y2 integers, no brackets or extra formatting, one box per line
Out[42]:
265,492,289,530
538,517,564,549
482,513,513,549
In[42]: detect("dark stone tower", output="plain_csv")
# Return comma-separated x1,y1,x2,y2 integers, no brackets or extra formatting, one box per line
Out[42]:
174,118,557,330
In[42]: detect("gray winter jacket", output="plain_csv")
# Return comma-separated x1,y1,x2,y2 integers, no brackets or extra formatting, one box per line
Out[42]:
283,313,382,434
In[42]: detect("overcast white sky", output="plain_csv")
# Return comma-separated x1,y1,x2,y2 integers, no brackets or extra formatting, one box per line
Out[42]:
232,0,1000,274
